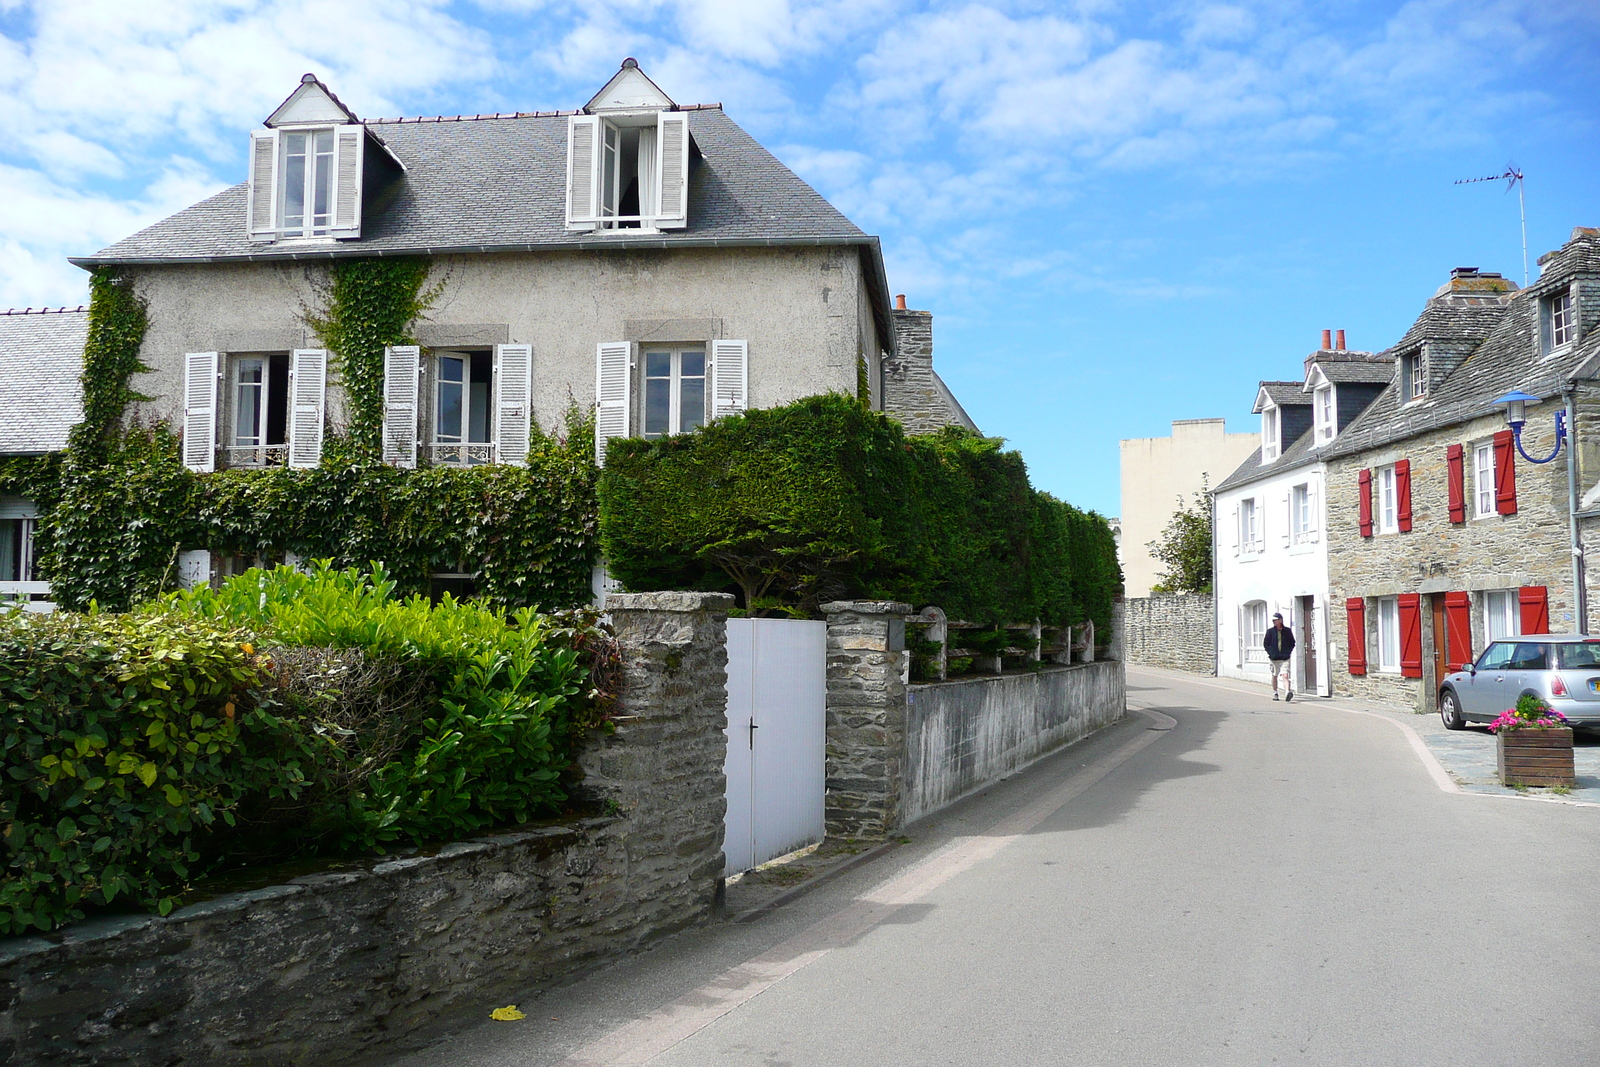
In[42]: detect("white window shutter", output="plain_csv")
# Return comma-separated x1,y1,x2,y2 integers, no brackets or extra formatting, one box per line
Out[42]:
710,339,748,420
655,112,689,229
1308,484,1321,542
1280,491,1291,548
567,115,601,229
382,345,420,468
288,348,328,469
182,351,219,472
1229,504,1239,557
331,124,364,238
494,343,534,466
247,130,277,241
595,341,631,466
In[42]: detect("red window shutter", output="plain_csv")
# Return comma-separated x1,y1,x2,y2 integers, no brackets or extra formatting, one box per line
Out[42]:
1519,586,1550,635
1446,444,1465,524
1398,592,1423,678
1346,597,1367,675
1444,591,1473,671
1396,458,1413,532
1358,468,1373,537
1494,429,1518,515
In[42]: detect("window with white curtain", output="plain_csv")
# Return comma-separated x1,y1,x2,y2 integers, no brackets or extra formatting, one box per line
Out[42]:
1378,465,1398,533
1376,597,1400,670
1484,589,1520,641
1473,442,1495,518
1291,483,1313,544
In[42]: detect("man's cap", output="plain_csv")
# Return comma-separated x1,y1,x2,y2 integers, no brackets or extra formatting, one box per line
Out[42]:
1272,613,1283,619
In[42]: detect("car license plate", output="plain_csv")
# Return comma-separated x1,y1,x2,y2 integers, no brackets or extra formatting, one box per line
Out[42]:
1591,678,1600,693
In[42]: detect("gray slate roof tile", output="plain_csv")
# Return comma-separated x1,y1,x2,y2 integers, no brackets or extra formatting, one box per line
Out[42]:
77,108,867,265
0,309,85,454
1254,381,1311,411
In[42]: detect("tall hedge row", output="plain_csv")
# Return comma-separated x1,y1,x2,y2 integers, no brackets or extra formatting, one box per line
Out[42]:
599,394,1120,629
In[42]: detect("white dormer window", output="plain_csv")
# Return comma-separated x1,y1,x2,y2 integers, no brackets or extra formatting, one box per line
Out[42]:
248,74,367,242
567,60,689,232
1314,384,1335,443
1261,405,1280,462
1542,287,1576,353
1399,351,1425,401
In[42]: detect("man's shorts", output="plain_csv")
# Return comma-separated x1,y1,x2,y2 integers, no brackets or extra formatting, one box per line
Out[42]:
1268,658,1291,680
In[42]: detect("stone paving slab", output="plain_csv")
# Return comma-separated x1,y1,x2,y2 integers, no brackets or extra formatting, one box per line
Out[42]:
1398,717,1600,804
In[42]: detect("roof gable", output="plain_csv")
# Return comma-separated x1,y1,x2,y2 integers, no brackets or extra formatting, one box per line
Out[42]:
585,60,675,113
266,74,360,127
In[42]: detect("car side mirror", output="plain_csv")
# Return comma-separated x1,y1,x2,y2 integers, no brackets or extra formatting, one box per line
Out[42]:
1469,664,1477,676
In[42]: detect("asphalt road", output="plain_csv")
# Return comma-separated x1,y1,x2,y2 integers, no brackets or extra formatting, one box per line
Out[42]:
395,666,1600,1066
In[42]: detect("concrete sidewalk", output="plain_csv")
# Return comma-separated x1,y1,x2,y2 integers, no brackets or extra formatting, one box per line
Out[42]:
1131,664,1600,807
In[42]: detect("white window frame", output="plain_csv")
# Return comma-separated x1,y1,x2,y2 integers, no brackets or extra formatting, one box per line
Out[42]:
1376,596,1400,672
1483,589,1521,642
1400,351,1425,401
1543,287,1577,353
1314,385,1335,444
1472,441,1495,518
277,127,339,238
1243,600,1269,665
431,350,495,466
1239,497,1262,556
1377,464,1398,533
1261,405,1280,462
1290,483,1312,545
0,499,48,609
641,346,708,439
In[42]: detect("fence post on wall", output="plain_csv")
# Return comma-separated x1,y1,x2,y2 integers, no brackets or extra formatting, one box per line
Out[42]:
822,599,912,840
579,591,735,919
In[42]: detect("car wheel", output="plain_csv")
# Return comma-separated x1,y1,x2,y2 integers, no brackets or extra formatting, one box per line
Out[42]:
1440,689,1466,730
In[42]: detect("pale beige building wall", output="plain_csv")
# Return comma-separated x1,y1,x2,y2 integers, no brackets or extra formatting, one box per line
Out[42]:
1120,418,1260,598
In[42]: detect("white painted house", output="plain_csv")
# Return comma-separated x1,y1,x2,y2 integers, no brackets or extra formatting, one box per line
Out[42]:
1213,342,1392,694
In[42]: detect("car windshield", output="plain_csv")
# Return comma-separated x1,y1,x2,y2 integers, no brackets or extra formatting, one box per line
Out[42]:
1557,642,1600,669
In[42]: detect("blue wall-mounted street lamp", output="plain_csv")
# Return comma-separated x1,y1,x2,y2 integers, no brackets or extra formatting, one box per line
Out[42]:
1491,389,1567,463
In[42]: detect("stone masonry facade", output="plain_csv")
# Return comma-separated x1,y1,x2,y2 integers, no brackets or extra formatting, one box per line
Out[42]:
1325,408,1584,712
0,592,732,1067
822,600,911,839
1123,594,1215,674
883,305,978,434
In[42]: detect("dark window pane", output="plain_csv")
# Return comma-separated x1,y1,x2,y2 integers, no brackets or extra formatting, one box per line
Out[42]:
645,351,671,378
681,351,705,377
1558,643,1600,669
1510,643,1548,670
645,377,670,436
679,377,705,432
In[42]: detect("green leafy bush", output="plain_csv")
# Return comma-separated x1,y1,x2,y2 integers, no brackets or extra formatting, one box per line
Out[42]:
0,609,264,933
599,394,1121,627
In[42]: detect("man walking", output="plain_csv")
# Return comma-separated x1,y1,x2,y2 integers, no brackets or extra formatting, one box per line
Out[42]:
1264,612,1296,701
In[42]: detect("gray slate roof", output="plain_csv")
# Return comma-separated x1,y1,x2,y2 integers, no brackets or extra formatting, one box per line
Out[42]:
1214,423,1322,493
1254,381,1310,412
1389,301,1509,353
1310,356,1395,385
1329,230,1600,458
0,308,85,454
75,107,868,265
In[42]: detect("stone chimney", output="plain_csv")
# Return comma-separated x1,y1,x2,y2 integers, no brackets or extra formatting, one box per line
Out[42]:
884,298,977,435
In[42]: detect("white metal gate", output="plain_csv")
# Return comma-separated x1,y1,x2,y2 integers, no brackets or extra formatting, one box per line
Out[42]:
723,618,826,877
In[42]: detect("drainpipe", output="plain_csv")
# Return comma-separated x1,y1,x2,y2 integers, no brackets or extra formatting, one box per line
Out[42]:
1565,387,1588,634
1211,491,1220,676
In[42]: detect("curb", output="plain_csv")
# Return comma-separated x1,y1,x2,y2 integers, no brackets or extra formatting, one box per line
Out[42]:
729,839,902,924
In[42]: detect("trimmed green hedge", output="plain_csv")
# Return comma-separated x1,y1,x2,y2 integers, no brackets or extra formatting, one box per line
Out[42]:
599,394,1120,629
0,563,612,934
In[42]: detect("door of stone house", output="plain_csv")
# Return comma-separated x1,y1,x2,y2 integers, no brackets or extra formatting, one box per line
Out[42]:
1297,595,1317,693
1431,596,1447,698
722,618,827,877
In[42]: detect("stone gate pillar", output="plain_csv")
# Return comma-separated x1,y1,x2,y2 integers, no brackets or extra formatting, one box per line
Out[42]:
822,599,912,840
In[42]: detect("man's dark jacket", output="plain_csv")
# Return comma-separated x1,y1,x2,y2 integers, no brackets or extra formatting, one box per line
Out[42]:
1264,626,1296,660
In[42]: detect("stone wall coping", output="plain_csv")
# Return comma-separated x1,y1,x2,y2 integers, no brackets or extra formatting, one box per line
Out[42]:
0,820,600,968
907,660,1113,692
606,591,736,613
821,600,914,615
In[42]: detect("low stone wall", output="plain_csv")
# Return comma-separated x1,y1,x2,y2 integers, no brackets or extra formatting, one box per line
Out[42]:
903,661,1125,824
1123,593,1214,673
0,592,733,1067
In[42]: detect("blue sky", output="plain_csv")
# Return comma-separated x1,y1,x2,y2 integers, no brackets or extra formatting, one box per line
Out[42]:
2,1,1597,517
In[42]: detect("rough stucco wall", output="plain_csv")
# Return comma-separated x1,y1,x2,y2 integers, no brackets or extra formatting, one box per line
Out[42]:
1123,594,1215,674
0,592,732,1067
1324,407,1584,713
1120,419,1260,598
123,245,868,444
903,661,1125,824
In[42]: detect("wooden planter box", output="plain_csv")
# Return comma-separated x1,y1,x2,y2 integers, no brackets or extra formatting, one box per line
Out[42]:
1497,727,1576,787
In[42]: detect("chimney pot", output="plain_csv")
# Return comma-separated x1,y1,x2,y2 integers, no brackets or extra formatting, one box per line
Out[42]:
1321,329,1332,351
895,294,907,310
1336,329,1346,351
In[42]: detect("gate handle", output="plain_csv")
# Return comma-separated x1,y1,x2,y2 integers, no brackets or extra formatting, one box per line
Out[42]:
749,719,759,749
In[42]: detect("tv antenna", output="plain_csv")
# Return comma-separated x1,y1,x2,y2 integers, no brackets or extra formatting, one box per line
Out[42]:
1454,164,1527,286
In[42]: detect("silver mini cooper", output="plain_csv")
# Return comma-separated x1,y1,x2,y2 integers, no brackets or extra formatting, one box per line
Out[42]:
1438,635,1600,730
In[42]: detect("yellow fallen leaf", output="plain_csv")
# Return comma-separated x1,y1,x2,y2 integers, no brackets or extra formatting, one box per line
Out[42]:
490,1006,525,1022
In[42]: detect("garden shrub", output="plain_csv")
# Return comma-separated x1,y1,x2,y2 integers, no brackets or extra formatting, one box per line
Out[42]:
0,563,614,934
599,394,1121,626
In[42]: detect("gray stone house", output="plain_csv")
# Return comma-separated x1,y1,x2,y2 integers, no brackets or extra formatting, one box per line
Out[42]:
0,307,85,611
68,62,970,484
1322,227,1600,713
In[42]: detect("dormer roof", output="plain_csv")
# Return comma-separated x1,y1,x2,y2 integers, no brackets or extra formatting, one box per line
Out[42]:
1303,353,1391,391
585,59,675,113
265,73,361,128
1253,381,1310,414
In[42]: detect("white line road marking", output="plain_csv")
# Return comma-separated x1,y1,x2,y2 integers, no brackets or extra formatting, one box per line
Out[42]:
557,708,1177,1066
